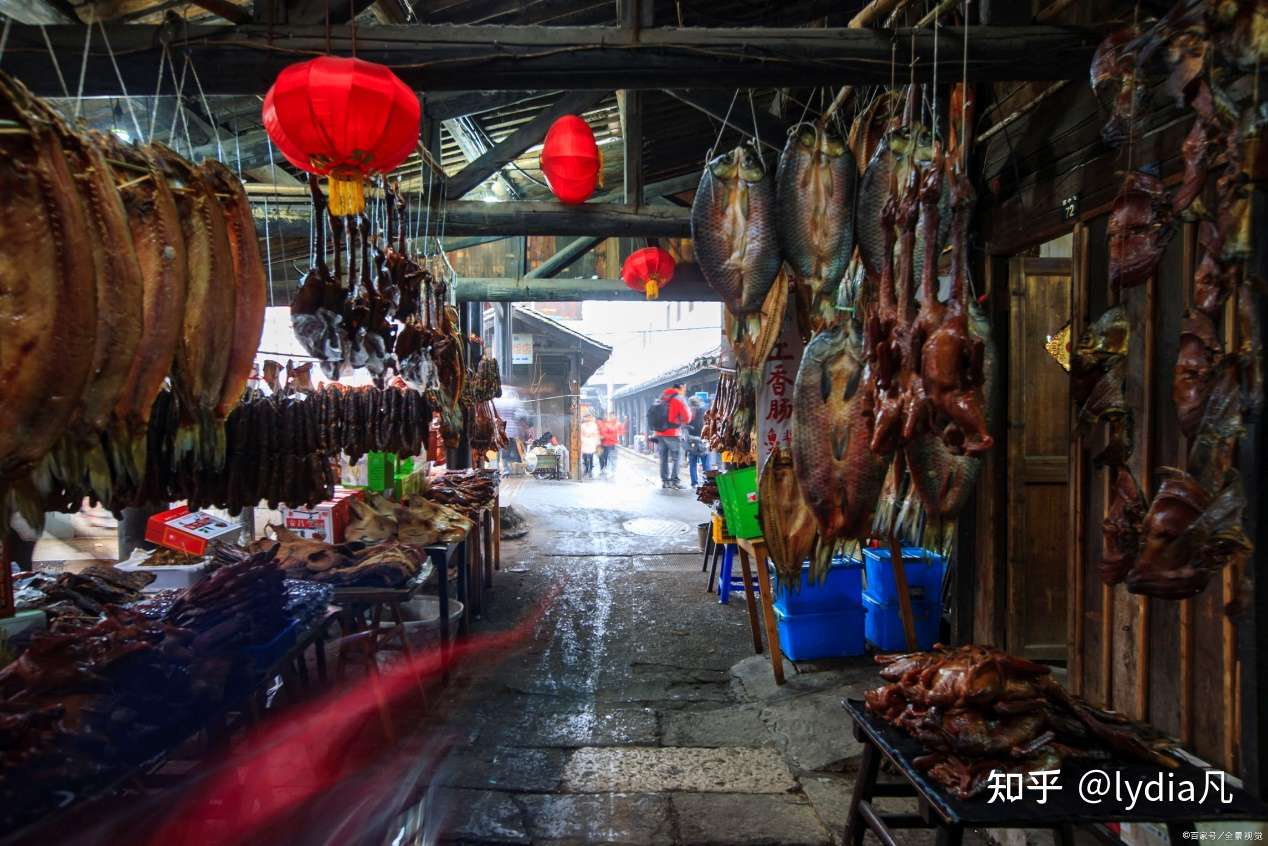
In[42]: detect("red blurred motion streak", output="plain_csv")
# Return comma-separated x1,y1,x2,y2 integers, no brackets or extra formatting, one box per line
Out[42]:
132,589,555,846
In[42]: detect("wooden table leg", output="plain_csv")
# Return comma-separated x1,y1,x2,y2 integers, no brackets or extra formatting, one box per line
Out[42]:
844,739,881,846
456,540,470,635
467,532,482,619
493,501,501,571
737,548,764,655
747,542,785,685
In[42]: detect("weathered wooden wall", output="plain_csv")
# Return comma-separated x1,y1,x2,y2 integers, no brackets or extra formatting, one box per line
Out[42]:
969,22,1263,783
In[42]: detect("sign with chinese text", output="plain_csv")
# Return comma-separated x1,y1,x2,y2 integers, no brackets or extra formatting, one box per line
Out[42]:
756,302,803,471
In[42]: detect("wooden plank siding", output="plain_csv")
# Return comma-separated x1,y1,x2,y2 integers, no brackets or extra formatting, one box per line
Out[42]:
974,74,1258,778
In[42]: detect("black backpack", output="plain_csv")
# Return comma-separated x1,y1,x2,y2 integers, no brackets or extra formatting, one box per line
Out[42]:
647,400,670,432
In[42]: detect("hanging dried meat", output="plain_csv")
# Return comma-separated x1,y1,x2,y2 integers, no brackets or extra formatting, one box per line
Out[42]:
776,122,857,330
757,447,822,583
691,142,782,340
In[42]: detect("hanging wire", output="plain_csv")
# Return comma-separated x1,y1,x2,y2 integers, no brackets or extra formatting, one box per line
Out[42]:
147,45,168,142
747,89,765,168
931,2,939,140
1126,0,1140,171
264,140,279,306
0,17,12,67
96,17,144,141
74,9,94,120
186,54,224,162
233,119,242,177
167,48,192,153
705,89,741,163
38,25,71,98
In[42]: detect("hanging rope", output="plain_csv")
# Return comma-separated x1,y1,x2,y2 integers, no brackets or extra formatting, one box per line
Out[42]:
38,25,71,99
165,47,195,157
74,9,94,120
233,119,242,177
186,54,224,162
931,4,939,140
96,18,144,142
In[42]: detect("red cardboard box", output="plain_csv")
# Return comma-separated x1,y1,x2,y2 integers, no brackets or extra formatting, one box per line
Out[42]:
145,506,242,556
278,487,364,543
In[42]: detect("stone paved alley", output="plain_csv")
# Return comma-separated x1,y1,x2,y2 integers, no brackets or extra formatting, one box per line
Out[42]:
423,449,939,846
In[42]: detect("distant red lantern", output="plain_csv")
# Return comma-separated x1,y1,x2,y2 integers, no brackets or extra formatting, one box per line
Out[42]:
622,247,676,300
263,56,419,216
539,115,600,204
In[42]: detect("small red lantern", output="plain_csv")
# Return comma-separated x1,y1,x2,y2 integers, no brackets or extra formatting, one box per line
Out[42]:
540,115,601,204
263,56,420,216
622,247,676,300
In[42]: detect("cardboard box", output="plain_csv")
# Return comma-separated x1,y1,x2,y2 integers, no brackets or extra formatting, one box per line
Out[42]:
145,507,242,556
116,547,210,592
278,487,364,543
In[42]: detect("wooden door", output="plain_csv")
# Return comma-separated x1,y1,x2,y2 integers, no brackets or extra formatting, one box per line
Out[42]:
1007,257,1072,661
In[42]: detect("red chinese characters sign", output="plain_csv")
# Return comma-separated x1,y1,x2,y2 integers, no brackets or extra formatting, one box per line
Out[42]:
756,303,803,471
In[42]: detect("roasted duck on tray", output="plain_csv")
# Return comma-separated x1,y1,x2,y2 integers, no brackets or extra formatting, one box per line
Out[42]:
866,645,1178,799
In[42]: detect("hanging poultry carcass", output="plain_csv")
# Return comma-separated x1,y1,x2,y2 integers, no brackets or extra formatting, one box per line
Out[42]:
0,72,98,523
691,142,782,340
1108,170,1174,291
291,175,348,372
776,122,857,330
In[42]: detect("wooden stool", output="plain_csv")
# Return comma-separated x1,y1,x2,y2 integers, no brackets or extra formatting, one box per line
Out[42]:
735,537,785,686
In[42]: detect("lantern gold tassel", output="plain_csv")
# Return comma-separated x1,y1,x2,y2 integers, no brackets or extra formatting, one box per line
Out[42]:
645,277,660,300
328,173,366,215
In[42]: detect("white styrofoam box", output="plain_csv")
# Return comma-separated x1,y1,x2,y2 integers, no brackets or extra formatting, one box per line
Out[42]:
116,548,210,592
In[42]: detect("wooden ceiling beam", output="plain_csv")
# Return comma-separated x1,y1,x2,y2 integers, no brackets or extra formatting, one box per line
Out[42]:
444,89,609,200
0,23,1103,97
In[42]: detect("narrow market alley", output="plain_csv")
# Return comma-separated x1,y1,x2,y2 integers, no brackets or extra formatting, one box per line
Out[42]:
423,448,934,846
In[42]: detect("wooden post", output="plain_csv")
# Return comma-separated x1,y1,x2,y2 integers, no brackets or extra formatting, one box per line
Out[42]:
889,533,919,652
741,539,785,685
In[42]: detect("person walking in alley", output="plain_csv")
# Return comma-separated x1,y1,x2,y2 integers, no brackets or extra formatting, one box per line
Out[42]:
597,414,625,478
685,395,710,487
649,383,691,490
579,412,600,478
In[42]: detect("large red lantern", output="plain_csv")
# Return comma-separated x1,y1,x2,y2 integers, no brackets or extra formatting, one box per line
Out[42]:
263,56,420,216
622,247,676,300
539,115,600,204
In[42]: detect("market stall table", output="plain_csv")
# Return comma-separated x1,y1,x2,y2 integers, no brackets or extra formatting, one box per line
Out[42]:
841,699,1268,846
332,563,435,679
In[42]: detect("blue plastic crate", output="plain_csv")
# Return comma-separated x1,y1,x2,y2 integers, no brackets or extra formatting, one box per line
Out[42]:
772,558,863,615
244,620,300,671
774,605,866,661
861,546,946,605
862,591,940,652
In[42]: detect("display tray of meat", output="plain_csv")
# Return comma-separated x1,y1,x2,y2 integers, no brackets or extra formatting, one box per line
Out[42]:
863,645,1180,801
14,566,156,629
420,468,499,512
251,525,428,590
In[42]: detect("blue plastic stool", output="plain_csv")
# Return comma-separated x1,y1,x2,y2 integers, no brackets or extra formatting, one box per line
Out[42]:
718,544,760,605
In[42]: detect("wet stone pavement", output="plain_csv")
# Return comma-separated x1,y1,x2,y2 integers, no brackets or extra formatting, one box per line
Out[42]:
424,449,968,846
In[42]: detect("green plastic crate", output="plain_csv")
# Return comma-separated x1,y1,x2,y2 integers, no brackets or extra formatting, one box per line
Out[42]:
367,452,397,491
716,465,762,539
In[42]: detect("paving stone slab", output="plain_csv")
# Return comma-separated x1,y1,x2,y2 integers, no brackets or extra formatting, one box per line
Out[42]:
432,788,529,844
441,746,565,793
760,689,866,773
659,703,771,748
731,654,875,705
562,746,797,793
672,791,833,845
518,792,675,845
800,775,854,842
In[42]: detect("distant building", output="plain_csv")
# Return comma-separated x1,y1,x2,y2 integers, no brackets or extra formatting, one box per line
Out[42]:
482,305,611,476
611,347,721,448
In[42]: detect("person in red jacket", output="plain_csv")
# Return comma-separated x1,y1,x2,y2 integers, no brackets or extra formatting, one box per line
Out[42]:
654,383,692,489
597,414,625,478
